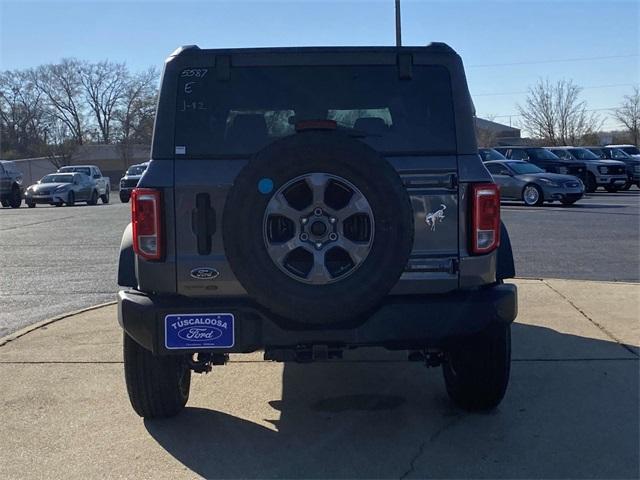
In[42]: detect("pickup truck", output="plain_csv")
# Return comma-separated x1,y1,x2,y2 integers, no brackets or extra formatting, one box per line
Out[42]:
57,165,110,203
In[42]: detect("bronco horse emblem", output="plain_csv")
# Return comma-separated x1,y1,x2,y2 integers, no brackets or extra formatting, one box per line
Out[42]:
425,204,447,231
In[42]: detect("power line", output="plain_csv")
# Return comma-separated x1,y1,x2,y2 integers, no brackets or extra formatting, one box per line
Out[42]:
474,83,638,97
491,106,619,119
468,54,639,68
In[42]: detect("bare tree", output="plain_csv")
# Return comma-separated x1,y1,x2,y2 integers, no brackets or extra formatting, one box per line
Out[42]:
517,79,601,145
80,60,128,143
117,67,158,144
41,120,77,169
115,67,158,168
614,86,640,145
30,59,86,145
0,70,49,157
1,59,158,162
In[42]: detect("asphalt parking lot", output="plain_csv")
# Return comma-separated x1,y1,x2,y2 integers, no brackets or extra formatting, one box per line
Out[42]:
502,190,640,282
0,202,129,337
0,190,638,337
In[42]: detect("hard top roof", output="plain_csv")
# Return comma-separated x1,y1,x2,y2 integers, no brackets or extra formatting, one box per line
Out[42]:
168,43,457,58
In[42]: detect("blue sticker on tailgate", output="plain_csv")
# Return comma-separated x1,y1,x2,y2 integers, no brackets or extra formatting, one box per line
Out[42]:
165,313,234,349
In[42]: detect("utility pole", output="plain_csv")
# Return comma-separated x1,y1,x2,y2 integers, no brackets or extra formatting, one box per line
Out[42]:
395,0,402,47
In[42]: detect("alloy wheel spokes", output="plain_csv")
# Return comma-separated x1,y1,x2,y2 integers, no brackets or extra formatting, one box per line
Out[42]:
308,249,332,284
333,190,370,221
264,192,302,222
263,173,374,284
305,173,331,207
334,237,371,264
266,237,303,264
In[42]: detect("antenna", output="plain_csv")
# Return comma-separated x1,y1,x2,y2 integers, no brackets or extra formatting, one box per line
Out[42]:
395,0,402,47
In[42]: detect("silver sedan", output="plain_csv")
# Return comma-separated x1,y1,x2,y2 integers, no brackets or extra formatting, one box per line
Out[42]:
485,160,584,206
25,173,100,207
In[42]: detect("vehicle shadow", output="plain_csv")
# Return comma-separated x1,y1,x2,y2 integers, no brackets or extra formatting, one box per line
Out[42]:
144,323,639,479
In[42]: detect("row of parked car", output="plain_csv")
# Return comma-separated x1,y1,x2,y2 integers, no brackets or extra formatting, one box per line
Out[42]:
0,160,152,209
0,162,111,208
479,144,640,206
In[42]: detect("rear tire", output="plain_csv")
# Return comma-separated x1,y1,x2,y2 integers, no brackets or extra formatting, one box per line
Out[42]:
9,186,21,208
27,202,35,208
66,191,75,206
442,323,511,411
621,182,631,191
119,191,130,203
123,333,191,419
1,200,9,207
101,188,110,204
87,190,98,205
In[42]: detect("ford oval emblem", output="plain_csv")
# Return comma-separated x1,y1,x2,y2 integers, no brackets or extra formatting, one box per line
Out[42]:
190,267,220,280
177,326,223,341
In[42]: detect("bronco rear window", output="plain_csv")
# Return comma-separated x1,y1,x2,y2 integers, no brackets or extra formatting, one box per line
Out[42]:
174,65,455,157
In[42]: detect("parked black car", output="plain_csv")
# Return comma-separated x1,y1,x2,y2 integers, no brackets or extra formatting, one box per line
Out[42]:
119,162,149,203
494,147,586,180
0,160,23,208
586,146,640,189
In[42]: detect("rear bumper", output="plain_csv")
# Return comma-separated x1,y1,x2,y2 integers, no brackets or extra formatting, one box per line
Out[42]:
118,283,518,355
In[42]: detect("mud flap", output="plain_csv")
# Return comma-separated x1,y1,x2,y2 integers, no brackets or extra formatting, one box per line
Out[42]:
118,223,137,288
497,221,515,280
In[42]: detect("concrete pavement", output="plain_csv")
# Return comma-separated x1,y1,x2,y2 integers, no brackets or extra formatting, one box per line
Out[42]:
0,279,638,479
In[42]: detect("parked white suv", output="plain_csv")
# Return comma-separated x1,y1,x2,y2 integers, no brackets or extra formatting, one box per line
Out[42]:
606,144,640,161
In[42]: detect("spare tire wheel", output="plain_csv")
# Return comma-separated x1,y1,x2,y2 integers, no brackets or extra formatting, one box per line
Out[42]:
223,131,414,325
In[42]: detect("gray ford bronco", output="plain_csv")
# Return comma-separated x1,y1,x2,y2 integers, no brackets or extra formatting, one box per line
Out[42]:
117,44,518,419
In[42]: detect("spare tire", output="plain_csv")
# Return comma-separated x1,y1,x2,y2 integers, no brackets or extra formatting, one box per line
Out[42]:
223,131,414,325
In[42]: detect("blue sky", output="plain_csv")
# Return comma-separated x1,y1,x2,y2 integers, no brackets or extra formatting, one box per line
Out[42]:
1,0,638,129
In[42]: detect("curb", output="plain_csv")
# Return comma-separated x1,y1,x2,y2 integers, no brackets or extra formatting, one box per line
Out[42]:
0,278,636,348
0,301,117,348
514,276,640,285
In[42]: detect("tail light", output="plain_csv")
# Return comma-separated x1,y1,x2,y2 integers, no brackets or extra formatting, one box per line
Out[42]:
471,183,500,254
131,188,163,260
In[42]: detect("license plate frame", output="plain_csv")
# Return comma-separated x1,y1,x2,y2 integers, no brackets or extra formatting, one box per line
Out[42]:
164,313,235,350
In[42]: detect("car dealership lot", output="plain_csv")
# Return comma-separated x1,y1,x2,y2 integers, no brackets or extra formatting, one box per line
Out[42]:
0,202,129,337
0,191,638,478
0,190,638,337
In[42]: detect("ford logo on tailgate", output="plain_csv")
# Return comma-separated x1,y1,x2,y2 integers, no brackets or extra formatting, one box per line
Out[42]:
190,267,219,280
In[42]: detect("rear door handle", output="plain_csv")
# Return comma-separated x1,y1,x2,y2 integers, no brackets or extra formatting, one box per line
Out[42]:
191,193,216,255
